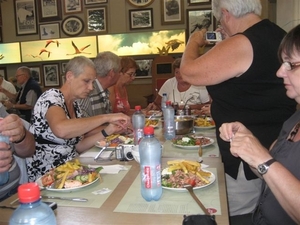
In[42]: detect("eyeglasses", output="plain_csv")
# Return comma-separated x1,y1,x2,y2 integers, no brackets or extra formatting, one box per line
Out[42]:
282,61,300,71
125,72,136,78
15,73,25,78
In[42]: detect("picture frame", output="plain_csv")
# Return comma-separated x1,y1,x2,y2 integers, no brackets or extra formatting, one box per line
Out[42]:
43,64,60,87
39,23,60,40
127,0,154,8
61,16,84,37
129,8,153,30
85,7,107,34
161,0,184,25
0,67,7,80
63,0,83,14
85,0,107,5
37,0,62,22
29,66,42,85
61,62,68,73
0,27,2,43
187,0,212,5
186,8,215,40
14,0,38,35
135,59,153,77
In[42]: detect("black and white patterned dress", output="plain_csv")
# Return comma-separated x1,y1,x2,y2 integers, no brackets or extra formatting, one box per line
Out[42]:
26,89,82,182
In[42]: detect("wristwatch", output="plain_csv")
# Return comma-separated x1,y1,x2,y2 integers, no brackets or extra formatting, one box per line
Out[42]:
257,158,276,175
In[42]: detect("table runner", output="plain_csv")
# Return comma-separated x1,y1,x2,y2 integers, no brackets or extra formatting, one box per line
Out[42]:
40,166,131,208
114,168,221,215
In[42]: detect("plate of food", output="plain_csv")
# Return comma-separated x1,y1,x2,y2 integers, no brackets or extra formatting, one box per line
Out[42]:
145,118,160,128
172,136,214,149
161,160,215,192
36,159,102,192
96,134,134,149
194,117,215,129
145,110,163,118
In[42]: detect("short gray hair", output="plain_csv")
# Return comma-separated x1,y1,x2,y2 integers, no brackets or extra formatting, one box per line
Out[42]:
65,56,95,77
17,66,31,77
212,0,262,21
94,51,121,77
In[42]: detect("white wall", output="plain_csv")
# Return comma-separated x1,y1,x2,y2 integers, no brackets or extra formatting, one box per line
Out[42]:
277,0,300,32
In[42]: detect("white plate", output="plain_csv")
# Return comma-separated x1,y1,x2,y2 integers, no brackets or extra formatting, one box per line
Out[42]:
172,137,214,149
36,176,99,192
161,168,215,192
95,142,117,150
194,125,215,129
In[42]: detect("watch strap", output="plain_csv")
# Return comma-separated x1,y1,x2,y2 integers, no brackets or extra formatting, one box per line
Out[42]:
264,158,276,167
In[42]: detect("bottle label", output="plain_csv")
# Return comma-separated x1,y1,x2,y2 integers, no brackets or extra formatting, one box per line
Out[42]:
134,128,144,144
142,165,161,189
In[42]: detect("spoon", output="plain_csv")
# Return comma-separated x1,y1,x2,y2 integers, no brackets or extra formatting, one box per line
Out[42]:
184,184,210,215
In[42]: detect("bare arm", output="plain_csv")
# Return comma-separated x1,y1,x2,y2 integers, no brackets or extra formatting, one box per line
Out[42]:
180,30,253,86
46,105,130,139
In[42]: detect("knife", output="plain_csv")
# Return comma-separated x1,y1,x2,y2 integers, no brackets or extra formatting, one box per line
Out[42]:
42,196,88,202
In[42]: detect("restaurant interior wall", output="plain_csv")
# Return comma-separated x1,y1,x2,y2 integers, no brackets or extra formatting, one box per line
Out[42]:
0,0,276,108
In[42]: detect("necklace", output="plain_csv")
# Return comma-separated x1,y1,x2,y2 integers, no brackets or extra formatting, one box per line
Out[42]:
288,121,300,141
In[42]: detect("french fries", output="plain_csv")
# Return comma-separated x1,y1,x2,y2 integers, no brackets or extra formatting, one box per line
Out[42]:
166,160,211,184
145,119,159,127
106,134,120,142
195,117,214,127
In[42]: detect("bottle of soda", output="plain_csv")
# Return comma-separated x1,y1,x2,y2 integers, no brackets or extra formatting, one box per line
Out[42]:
132,105,145,145
0,118,10,185
163,101,175,140
161,93,167,111
9,183,57,225
139,126,162,201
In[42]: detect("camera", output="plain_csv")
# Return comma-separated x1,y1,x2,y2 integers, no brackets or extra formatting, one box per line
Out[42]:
205,31,223,42
115,145,134,161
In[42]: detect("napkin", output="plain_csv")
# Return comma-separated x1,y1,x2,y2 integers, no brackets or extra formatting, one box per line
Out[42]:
80,150,113,158
88,164,128,174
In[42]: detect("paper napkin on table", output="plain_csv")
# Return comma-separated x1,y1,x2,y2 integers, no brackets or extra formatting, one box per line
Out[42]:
80,151,113,158
88,164,128,174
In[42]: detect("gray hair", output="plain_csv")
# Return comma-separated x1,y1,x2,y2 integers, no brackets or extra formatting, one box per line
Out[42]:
65,56,95,77
94,51,120,77
212,0,262,21
17,66,31,77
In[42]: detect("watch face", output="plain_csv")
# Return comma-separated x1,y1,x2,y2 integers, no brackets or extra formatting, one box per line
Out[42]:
258,164,268,174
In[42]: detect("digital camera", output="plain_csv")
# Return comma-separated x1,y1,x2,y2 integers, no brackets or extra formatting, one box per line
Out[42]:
115,145,134,161
205,31,223,42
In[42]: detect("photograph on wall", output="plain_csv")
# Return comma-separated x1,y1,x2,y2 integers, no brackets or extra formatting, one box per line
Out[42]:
98,29,185,56
187,8,214,40
129,8,153,29
135,59,153,77
86,7,107,34
161,0,184,25
38,0,61,22
14,0,37,35
39,23,60,40
43,64,59,87
64,0,83,14
29,66,42,85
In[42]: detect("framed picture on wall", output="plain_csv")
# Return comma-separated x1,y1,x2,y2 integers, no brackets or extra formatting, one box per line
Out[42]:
0,67,7,80
127,0,154,7
29,66,42,85
61,62,68,73
129,8,153,30
14,0,38,35
43,64,59,87
63,0,83,14
186,8,214,40
39,23,60,40
135,59,153,77
61,16,84,36
85,7,107,34
188,0,212,5
37,0,62,22
85,0,107,5
161,0,184,25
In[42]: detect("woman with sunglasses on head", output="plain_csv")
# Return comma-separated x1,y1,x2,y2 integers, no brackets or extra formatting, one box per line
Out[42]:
219,24,300,224
108,57,138,116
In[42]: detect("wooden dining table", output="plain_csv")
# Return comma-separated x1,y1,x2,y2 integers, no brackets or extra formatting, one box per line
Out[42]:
0,125,229,225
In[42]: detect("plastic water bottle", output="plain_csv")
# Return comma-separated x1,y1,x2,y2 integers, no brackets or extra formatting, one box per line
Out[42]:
139,126,162,201
163,101,175,140
132,105,145,145
0,122,10,186
9,183,57,225
161,93,167,111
